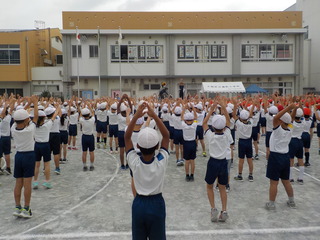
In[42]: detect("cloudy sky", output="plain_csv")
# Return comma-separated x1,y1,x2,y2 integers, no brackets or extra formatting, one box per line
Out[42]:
1,0,296,29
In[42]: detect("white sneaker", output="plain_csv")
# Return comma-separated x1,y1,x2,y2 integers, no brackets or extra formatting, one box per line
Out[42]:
218,211,229,222
265,202,276,210
0,157,6,171
211,208,219,222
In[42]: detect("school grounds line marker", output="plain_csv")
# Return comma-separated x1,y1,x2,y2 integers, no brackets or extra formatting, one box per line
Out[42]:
16,150,120,237
1,226,320,239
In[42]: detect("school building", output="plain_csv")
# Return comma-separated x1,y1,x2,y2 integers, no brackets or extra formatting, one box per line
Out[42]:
0,28,62,97
60,11,306,99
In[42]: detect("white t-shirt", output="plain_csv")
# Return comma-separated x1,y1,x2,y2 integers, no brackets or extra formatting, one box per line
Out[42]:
181,122,197,141
59,117,69,131
291,120,303,139
270,125,292,154
35,120,53,142
172,114,183,130
252,112,260,127
117,114,127,131
265,113,274,132
96,109,108,122
302,118,313,133
196,111,205,126
107,110,118,125
69,113,79,125
79,117,95,135
205,127,233,159
161,112,170,122
127,148,169,196
235,119,253,139
11,121,35,152
50,117,61,133
0,115,12,137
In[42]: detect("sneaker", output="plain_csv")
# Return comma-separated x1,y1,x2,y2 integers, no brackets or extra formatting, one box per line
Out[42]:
202,152,207,157
68,146,72,150
83,166,88,172
248,175,254,182
62,158,67,163
290,179,294,183
89,166,94,171
304,162,310,167
287,200,296,209
42,182,52,189
32,182,39,189
294,162,299,167
254,154,259,160
210,208,219,222
97,142,101,149
120,165,126,170
4,167,11,175
218,211,229,222
110,150,113,154
297,178,304,185
20,208,32,218
226,184,230,193
185,175,190,182
115,148,119,154
13,207,22,217
72,147,78,150
103,144,107,149
59,158,63,164
176,159,184,166
189,175,194,182
170,150,176,154
265,202,276,210
0,157,6,171
54,168,61,175
125,164,129,169
234,175,243,181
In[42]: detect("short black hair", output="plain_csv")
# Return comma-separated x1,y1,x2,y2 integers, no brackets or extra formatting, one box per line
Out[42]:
138,143,159,155
82,114,90,118
15,119,26,124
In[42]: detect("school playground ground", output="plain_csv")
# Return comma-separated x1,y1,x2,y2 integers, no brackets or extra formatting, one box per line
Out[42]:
0,134,320,240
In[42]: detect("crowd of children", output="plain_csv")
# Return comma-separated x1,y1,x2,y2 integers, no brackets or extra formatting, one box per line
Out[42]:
0,92,319,238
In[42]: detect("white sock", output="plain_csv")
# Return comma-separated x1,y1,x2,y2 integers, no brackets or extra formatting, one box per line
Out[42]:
299,166,304,180
290,167,294,180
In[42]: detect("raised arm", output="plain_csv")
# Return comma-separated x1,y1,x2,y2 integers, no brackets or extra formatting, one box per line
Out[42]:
273,103,296,128
203,104,216,132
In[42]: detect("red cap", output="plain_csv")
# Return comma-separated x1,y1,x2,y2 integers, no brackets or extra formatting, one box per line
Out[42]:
317,105,320,110
277,105,284,112
268,99,273,103
303,108,311,116
305,102,309,108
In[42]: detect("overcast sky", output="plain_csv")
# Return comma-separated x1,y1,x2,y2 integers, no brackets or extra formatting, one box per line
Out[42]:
1,0,296,29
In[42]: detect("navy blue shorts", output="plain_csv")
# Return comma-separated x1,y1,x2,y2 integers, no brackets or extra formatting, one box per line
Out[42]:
173,129,184,145
81,134,95,152
96,120,108,133
60,130,68,144
35,142,51,162
266,151,290,181
238,138,253,159
132,193,166,240
196,125,204,140
205,157,228,185
163,121,170,132
260,117,266,127
14,151,35,178
265,131,272,148
288,138,303,159
49,132,61,155
183,140,196,160
109,125,118,138
68,124,78,136
317,124,320,138
169,126,174,140
251,126,259,141
0,136,11,155
118,131,125,148
230,129,235,145
301,132,311,149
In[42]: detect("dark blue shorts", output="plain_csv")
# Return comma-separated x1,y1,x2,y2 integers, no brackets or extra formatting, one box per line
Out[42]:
68,124,78,136
251,126,259,141
265,131,272,148
132,193,166,240
60,130,68,144
288,138,303,159
183,140,196,160
196,125,204,140
49,132,61,155
163,121,170,132
169,126,174,140
260,117,266,127
317,124,320,138
0,136,11,155
96,120,108,133
118,131,125,148
14,151,35,178
173,129,184,145
35,142,51,162
230,129,235,145
205,157,228,185
109,125,119,138
301,132,311,149
238,138,253,159
266,151,290,181
81,134,95,152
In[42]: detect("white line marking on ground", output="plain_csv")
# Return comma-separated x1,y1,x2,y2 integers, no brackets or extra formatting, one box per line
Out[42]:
16,151,120,236
1,226,320,239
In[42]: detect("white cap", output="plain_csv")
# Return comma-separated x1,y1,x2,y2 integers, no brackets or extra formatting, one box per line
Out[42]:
296,108,303,118
195,103,203,110
212,115,226,130
70,107,76,112
44,107,56,116
268,106,278,115
38,110,46,117
240,110,250,120
63,102,68,106
14,109,29,121
184,112,194,121
137,127,159,149
162,106,168,112
61,109,67,115
280,112,292,124
226,106,233,114
16,105,24,110
120,103,127,112
81,108,90,115
136,117,144,125
100,102,107,109
111,103,117,110
174,106,182,115
227,103,234,110
38,105,44,110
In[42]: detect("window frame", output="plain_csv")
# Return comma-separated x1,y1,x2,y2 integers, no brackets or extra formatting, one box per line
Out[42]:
0,44,20,65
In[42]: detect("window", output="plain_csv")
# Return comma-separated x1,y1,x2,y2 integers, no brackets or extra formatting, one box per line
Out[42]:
89,45,98,58
150,84,161,90
72,45,82,58
177,44,227,62
1,88,23,96
242,44,293,62
0,44,20,64
56,55,63,64
111,45,163,63
143,84,150,90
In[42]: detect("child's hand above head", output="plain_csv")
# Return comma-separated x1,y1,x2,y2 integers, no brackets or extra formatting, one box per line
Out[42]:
135,102,147,118
126,107,131,115
146,103,157,118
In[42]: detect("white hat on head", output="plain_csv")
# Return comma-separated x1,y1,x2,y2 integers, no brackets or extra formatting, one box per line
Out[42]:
16,105,24,110
111,103,117,110
280,112,292,124
137,127,159,149
174,106,182,115
61,109,67,115
212,115,226,130
14,109,29,121
296,108,303,118
268,106,278,115
136,117,144,125
184,112,194,121
44,107,56,116
81,108,90,115
63,102,68,106
226,106,233,114
120,103,127,112
38,105,44,110
195,103,203,110
162,106,168,112
100,102,107,109
38,110,46,117
70,107,76,112
227,103,234,110
240,110,250,120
